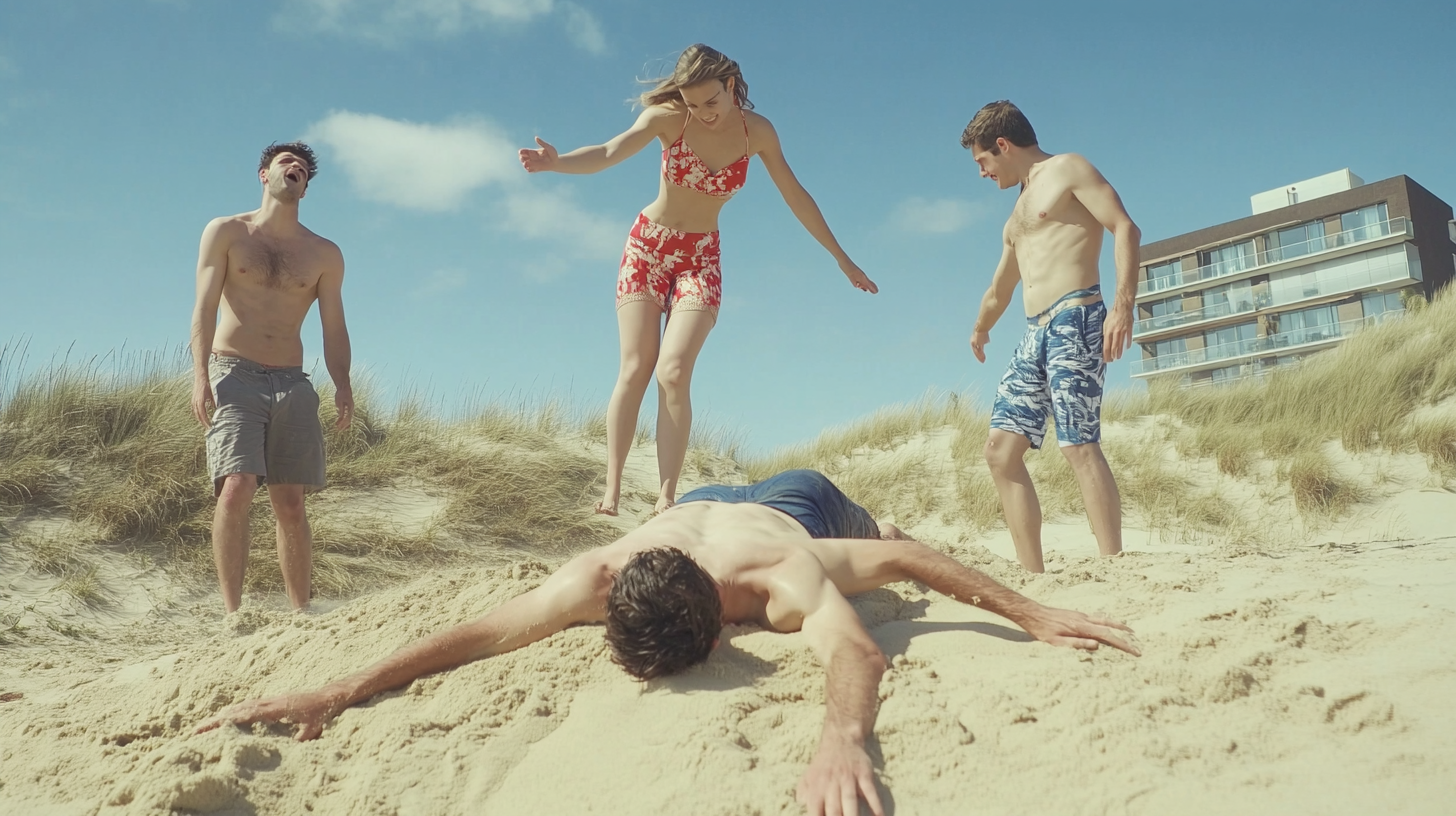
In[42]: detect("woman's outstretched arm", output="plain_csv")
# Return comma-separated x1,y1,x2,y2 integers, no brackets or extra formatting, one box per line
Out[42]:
520,106,672,175
754,116,878,294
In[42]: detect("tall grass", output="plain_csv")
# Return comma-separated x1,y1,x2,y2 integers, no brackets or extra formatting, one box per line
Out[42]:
0,347,620,600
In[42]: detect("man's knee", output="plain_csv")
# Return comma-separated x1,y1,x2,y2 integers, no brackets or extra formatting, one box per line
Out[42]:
216,474,258,510
269,488,308,523
1059,442,1107,471
984,433,1027,474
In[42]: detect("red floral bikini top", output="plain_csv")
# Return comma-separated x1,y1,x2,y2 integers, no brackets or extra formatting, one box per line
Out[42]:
662,108,750,199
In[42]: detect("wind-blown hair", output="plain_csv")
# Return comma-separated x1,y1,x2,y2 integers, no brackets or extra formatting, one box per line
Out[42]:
960,100,1038,153
258,141,319,182
638,44,753,110
604,547,723,680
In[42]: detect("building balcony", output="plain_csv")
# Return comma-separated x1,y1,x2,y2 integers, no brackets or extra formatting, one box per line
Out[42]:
1129,312,1399,378
1132,244,1420,340
1137,216,1412,298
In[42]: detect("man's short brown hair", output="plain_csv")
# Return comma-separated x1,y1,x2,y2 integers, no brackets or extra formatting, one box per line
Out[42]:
960,100,1038,153
258,141,319,181
605,547,722,680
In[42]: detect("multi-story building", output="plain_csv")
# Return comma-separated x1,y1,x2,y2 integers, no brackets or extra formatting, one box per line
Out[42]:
1131,170,1456,386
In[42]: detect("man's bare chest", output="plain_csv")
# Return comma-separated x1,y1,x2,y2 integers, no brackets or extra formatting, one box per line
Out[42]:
1008,183,1074,244
230,237,322,292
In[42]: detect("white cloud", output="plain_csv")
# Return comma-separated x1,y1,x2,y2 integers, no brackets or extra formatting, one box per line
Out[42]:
305,111,516,211
887,196,989,234
412,268,468,299
560,2,606,55
499,186,623,279
277,0,606,52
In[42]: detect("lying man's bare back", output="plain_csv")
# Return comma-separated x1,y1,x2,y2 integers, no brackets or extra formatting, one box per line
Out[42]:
198,470,1138,816
189,142,354,612
962,101,1142,573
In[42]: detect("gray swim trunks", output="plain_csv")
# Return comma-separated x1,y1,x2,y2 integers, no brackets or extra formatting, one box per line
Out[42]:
206,354,326,496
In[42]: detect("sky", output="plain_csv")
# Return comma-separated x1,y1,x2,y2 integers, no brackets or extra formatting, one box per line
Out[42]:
1,0,1453,452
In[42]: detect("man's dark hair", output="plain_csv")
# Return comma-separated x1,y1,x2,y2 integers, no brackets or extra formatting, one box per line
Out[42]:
605,547,723,680
258,141,319,182
960,100,1038,153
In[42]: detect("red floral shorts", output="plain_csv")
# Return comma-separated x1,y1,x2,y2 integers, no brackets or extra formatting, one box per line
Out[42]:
616,213,722,318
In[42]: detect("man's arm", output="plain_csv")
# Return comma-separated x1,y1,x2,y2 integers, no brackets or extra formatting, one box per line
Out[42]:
755,118,878,294
195,554,611,740
1065,155,1141,362
970,235,1020,363
189,218,230,427
315,242,353,430
768,559,887,816
882,540,1140,654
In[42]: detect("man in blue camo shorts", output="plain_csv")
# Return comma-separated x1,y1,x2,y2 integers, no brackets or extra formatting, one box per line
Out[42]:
961,101,1142,572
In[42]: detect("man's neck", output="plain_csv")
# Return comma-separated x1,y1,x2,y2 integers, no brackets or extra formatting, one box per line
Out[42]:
256,193,303,232
1012,146,1054,189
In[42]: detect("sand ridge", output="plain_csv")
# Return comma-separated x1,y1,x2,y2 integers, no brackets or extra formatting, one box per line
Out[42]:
2,428,1455,815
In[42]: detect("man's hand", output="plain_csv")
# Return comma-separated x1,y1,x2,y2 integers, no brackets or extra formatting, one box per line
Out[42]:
1019,605,1141,656
1102,304,1133,362
191,378,215,427
838,259,878,294
194,688,345,741
518,137,559,173
969,329,991,363
796,739,884,816
334,385,355,431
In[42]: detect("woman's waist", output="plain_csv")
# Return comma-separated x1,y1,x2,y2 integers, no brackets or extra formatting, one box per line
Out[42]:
641,189,729,234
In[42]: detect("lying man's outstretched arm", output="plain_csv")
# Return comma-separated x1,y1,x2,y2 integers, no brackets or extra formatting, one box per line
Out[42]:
195,555,612,740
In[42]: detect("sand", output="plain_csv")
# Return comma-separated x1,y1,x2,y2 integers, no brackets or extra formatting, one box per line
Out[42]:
3,425,1455,815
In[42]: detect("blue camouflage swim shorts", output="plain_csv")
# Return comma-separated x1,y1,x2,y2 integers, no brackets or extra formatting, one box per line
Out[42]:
989,287,1107,449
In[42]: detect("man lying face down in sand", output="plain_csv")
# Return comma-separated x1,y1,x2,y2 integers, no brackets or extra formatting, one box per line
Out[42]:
197,469,1139,816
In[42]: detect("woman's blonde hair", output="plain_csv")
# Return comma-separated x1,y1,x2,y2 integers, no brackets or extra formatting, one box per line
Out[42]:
638,44,752,110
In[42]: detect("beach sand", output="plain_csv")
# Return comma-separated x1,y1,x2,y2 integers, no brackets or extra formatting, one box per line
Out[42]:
2,424,1454,815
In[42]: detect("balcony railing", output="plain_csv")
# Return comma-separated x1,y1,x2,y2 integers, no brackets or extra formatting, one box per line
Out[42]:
1130,313,1396,377
1133,254,1417,336
1138,217,1411,297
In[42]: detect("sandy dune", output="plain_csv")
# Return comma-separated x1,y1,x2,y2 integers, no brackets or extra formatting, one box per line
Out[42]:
2,426,1455,816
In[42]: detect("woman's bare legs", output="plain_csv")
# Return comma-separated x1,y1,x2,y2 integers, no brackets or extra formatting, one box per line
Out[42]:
599,300,663,515
652,308,716,514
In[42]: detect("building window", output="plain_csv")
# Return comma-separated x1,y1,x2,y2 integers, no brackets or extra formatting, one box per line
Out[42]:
1204,321,1257,352
1339,203,1389,243
1146,259,1182,291
1153,337,1186,358
1276,304,1339,345
1209,364,1245,384
1267,220,1326,262
1203,279,1255,315
1199,241,1256,279
1361,290,1403,319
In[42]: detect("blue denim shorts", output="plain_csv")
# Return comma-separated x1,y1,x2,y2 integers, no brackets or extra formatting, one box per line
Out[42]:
677,470,880,539
989,287,1107,450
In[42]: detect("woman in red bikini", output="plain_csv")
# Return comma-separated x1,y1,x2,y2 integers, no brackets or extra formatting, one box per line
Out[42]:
519,44,877,516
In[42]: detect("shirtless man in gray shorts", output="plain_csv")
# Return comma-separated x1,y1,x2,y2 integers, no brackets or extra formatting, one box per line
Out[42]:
189,142,354,613
198,470,1139,816
962,101,1141,573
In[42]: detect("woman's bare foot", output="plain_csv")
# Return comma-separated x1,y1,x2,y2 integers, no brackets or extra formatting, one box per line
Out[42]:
593,500,618,517
650,496,675,517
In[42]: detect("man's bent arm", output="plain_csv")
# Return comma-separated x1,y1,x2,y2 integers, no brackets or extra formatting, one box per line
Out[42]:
887,542,1141,655
1066,155,1141,360
315,243,353,427
974,239,1021,333
196,556,610,739
788,573,887,816
189,218,229,426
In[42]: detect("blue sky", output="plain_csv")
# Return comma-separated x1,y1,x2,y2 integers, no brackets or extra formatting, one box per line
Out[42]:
1,0,1453,451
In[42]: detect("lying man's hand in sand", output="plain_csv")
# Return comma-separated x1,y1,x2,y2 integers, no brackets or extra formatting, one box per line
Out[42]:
1018,606,1142,656
195,686,347,741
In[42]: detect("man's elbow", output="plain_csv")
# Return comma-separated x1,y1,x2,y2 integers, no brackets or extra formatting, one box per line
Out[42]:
1118,220,1142,244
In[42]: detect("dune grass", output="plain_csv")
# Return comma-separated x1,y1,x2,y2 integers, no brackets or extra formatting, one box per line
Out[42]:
0,346,619,601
